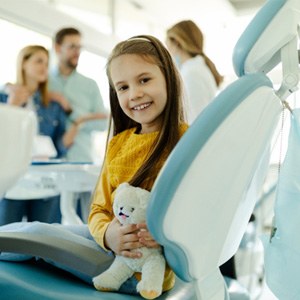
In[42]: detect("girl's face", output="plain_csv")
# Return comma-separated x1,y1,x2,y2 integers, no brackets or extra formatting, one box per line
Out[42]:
23,50,49,84
110,54,167,134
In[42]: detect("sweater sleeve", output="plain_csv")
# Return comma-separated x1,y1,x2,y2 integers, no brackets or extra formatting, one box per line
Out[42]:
88,159,114,251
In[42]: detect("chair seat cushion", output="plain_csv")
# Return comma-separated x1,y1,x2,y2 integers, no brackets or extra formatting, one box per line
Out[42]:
0,259,250,300
0,260,196,300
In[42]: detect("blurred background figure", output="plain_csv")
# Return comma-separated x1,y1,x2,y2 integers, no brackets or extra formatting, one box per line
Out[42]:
0,45,72,225
167,20,237,280
166,20,224,124
49,27,109,163
49,27,109,222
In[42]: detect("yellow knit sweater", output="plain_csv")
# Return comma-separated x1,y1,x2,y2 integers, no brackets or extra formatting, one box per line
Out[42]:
88,124,188,291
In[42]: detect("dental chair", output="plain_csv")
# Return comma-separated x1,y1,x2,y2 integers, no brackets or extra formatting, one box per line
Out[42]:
0,0,298,299
0,103,36,197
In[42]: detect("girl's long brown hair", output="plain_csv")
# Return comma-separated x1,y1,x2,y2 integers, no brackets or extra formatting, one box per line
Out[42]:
16,45,49,106
106,35,185,187
167,20,223,87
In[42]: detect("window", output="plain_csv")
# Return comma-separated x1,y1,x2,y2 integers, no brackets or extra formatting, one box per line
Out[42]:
0,19,51,85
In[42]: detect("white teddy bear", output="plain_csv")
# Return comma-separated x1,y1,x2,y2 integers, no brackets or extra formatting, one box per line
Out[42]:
93,182,166,299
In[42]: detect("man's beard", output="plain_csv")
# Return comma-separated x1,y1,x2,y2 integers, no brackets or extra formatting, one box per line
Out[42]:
66,59,78,70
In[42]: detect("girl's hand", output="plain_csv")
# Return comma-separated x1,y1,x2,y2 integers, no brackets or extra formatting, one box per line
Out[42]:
104,218,143,258
137,223,160,249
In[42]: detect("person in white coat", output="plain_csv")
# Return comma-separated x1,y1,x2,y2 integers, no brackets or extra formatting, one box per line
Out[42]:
167,20,238,280
166,20,223,124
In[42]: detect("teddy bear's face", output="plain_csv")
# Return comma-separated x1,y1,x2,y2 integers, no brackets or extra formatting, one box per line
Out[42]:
113,183,151,225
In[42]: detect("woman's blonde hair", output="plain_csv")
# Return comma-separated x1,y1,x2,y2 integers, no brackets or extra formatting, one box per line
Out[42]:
16,45,49,106
167,20,223,87
106,35,186,187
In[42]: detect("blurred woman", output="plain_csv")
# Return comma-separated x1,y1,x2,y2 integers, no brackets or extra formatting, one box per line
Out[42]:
166,20,224,124
0,45,79,225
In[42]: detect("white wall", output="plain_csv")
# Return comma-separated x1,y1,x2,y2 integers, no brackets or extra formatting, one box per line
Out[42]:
0,0,119,57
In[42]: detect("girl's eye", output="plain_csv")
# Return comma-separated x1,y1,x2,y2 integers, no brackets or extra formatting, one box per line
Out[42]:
117,85,128,91
140,77,150,84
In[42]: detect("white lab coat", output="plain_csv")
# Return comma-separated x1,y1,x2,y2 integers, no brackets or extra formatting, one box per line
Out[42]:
180,55,217,124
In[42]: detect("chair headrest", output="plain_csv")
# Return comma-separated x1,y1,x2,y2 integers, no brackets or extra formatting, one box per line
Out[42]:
233,0,299,77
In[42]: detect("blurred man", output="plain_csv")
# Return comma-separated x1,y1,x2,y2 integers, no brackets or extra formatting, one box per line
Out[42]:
49,27,108,163
49,27,108,222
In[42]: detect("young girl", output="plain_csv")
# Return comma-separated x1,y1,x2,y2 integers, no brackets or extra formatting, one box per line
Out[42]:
88,35,188,295
0,36,188,296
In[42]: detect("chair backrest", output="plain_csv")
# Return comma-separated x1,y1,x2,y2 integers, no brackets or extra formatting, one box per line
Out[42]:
147,0,300,298
0,103,37,197
148,74,281,299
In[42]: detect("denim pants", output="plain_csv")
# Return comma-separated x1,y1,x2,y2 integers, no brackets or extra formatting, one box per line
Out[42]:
0,196,61,225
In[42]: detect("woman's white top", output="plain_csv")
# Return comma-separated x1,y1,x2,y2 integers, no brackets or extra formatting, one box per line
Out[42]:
180,55,217,124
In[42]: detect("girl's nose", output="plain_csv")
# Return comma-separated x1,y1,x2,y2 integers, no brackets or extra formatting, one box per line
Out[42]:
130,86,144,101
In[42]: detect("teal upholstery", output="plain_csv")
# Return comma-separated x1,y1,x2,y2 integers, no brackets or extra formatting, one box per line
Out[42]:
0,260,252,300
233,0,287,76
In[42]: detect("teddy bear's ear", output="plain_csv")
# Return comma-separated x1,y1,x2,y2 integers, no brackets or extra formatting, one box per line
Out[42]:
115,182,130,195
138,189,151,209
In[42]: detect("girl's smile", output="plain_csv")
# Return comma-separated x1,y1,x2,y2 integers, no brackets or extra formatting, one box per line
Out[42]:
132,102,152,111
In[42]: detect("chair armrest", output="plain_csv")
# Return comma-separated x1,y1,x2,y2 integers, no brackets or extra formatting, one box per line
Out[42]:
0,232,113,278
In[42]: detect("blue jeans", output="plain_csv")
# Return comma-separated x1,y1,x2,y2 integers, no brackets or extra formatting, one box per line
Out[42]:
0,196,61,225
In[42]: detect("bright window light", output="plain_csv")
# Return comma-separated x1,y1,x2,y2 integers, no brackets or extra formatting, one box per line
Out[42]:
0,19,51,85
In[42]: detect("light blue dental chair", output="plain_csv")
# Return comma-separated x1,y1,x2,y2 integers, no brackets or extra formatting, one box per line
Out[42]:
0,0,298,299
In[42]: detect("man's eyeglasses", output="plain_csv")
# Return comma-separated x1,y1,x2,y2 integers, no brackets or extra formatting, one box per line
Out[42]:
62,44,83,51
